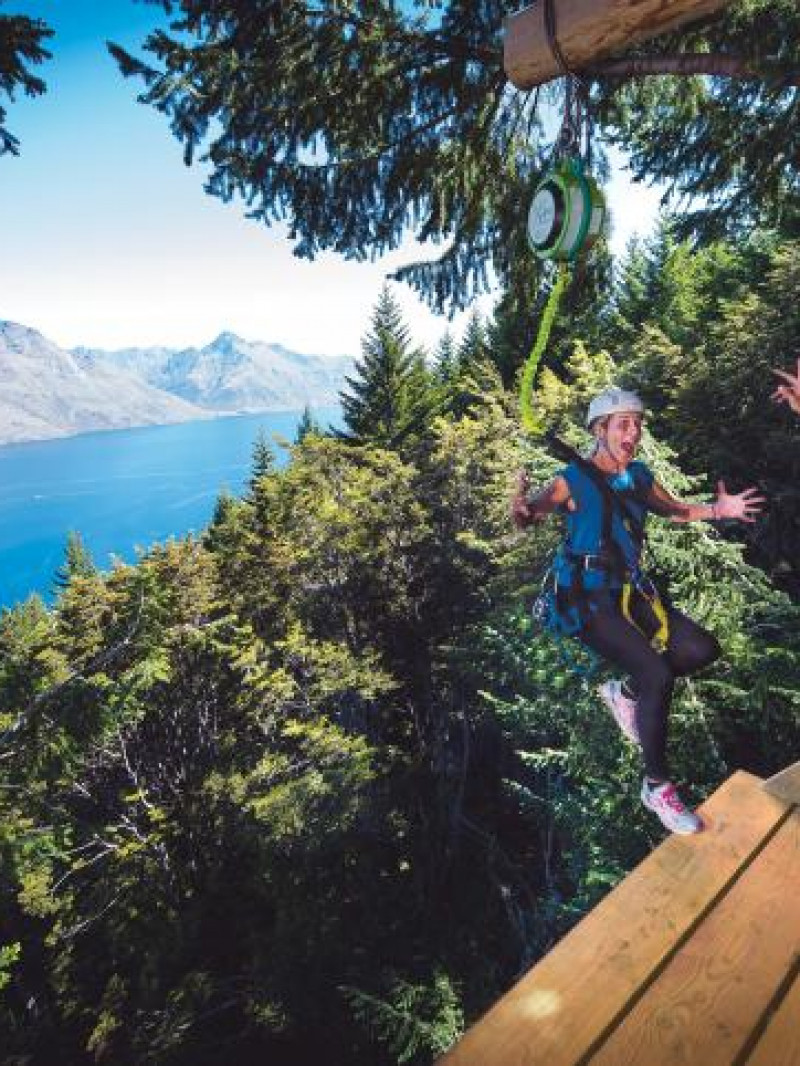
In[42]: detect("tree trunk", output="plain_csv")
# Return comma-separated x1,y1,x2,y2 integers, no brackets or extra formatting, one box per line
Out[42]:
504,0,733,89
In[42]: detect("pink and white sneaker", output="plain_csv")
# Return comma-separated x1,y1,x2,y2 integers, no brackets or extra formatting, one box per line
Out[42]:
641,780,703,835
598,679,640,745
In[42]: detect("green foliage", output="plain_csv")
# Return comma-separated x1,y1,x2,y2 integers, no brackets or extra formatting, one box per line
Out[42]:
294,403,320,443
2,248,799,1063
440,310,499,420
338,285,436,451
343,970,464,1064
594,0,800,243
0,941,20,991
248,428,276,487
53,529,97,592
3,4,797,1063
107,0,537,311
599,230,800,591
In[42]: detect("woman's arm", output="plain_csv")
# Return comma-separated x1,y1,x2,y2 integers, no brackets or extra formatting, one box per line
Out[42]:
646,479,766,524
511,472,572,530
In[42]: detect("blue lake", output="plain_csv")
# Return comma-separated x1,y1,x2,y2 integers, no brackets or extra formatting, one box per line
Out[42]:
0,409,340,610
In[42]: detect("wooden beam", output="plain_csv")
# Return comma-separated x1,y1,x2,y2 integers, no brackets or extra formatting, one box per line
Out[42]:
503,0,734,90
763,761,800,808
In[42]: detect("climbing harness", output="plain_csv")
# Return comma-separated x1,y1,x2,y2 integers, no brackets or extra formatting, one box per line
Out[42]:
532,440,671,654
621,574,670,653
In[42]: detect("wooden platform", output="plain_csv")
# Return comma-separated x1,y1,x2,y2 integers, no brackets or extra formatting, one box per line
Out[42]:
439,766,800,1065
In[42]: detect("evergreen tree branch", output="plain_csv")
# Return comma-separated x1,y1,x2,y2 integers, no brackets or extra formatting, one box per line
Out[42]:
0,587,147,747
0,11,53,155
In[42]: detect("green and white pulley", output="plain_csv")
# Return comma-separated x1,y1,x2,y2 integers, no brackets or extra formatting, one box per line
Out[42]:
519,158,606,434
527,158,606,262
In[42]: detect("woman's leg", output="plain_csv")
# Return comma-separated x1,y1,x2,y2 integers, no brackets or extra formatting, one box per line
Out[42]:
579,609,675,781
663,606,721,678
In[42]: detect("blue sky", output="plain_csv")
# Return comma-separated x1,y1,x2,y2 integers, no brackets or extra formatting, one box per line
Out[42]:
0,0,663,356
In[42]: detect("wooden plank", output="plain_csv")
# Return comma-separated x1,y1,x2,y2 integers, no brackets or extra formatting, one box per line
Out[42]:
745,972,800,1066
590,811,800,1066
763,762,800,807
439,772,788,1066
503,0,733,90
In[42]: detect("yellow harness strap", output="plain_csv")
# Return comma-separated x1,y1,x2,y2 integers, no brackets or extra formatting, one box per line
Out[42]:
621,581,670,653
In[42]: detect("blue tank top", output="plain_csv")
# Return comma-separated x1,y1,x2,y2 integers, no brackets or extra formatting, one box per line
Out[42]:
553,459,654,591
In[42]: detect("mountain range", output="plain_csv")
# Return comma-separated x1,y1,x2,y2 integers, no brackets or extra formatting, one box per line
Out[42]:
0,322,352,445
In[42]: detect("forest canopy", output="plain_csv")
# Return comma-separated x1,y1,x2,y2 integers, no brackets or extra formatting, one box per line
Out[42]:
1,3,799,1063
2,239,799,1062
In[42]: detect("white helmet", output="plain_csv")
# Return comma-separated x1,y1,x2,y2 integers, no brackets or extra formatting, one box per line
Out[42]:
586,387,644,428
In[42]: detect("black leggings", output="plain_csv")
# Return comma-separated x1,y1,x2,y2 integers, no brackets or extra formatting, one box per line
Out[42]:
579,597,721,780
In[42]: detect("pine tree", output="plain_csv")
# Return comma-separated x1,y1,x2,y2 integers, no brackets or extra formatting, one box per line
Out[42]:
204,485,244,557
445,310,505,419
486,289,534,390
248,428,276,490
594,2,800,242
607,233,662,351
53,530,96,591
338,285,434,449
456,311,487,376
433,330,457,387
295,404,320,444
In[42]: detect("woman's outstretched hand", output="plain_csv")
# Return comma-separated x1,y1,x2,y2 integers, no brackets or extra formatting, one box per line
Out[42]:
714,480,766,523
772,358,800,415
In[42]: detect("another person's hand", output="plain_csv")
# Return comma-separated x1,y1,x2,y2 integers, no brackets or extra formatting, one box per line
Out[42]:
772,358,800,415
714,480,766,523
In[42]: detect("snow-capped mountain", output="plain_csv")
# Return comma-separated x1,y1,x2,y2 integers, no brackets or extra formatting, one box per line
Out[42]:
0,322,206,445
77,331,352,412
0,322,351,445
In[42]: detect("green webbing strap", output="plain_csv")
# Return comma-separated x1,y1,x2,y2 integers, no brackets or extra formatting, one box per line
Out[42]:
519,262,570,435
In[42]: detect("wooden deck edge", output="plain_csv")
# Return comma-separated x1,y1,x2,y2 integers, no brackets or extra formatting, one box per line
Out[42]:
762,760,800,807
588,808,800,1066
581,784,797,1064
438,771,792,1066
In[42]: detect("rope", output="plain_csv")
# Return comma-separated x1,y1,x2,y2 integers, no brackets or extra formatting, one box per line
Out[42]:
541,0,593,161
543,0,571,78
519,262,570,436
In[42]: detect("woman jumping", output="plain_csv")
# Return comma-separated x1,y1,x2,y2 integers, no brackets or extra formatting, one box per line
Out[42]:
511,388,765,834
